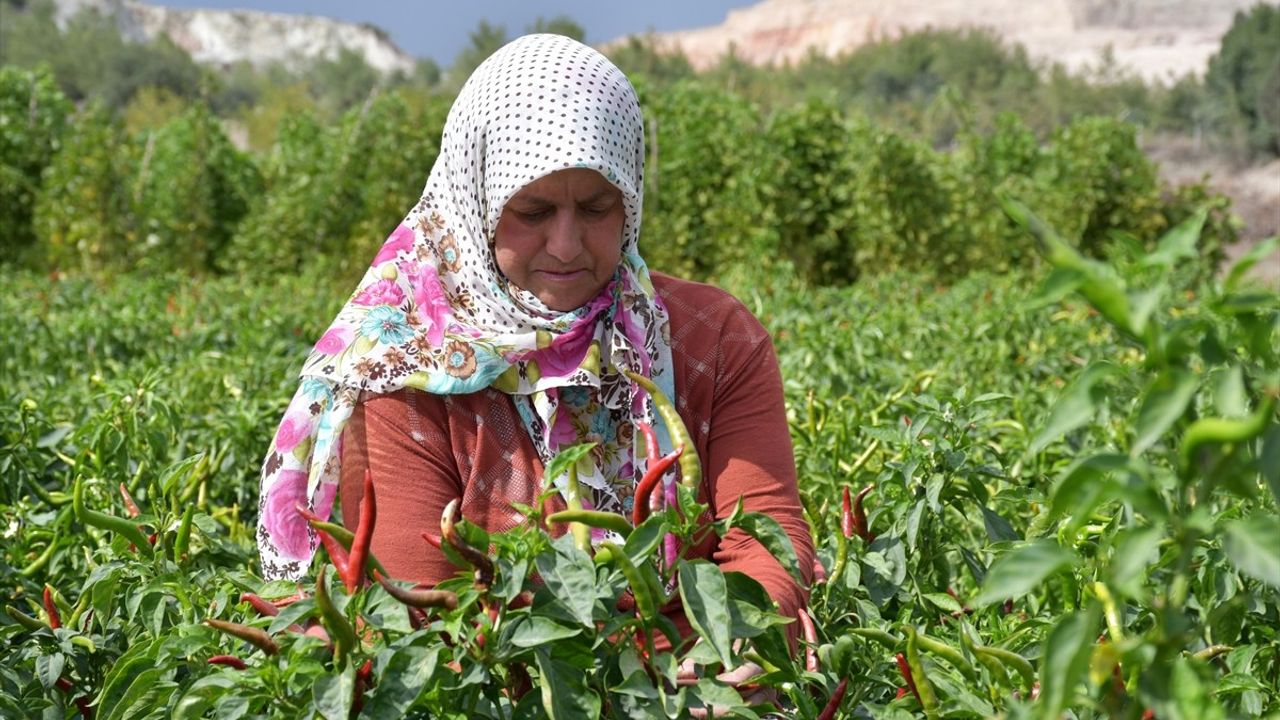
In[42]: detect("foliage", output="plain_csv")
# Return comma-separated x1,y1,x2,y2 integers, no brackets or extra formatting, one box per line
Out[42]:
130,104,262,273
1,211,1276,717
0,64,71,263
32,103,131,273
1205,3,1280,157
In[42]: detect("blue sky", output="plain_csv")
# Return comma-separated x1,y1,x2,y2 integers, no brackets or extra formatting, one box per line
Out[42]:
152,1,754,64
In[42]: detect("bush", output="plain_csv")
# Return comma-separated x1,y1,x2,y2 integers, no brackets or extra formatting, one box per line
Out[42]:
0,65,71,263
32,103,130,273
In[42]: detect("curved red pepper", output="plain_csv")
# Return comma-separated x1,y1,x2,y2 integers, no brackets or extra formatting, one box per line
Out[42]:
853,483,875,542
297,504,350,579
632,445,683,525
240,593,280,618
798,607,819,672
636,421,659,463
816,677,849,720
840,487,854,538
42,586,61,630
345,469,377,593
896,652,921,704
208,655,247,670
118,483,141,518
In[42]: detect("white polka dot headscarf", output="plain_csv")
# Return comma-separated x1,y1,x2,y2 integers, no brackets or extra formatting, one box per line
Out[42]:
256,34,677,580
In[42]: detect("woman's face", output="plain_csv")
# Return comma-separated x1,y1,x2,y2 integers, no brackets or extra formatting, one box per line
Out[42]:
493,168,626,312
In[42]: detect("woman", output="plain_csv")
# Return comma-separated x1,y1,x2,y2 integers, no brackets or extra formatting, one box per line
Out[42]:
257,33,813,644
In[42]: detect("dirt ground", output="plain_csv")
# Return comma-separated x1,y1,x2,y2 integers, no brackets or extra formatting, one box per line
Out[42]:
1144,134,1279,289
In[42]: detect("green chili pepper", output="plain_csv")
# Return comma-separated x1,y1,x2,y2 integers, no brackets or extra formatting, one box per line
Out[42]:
548,509,634,538
849,626,900,650
73,476,154,557
1192,645,1232,662
1180,396,1275,472
601,541,661,622
173,504,195,562
296,509,390,578
624,370,702,491
826,529,849,589
315,565,357,665
904,626,940,718
973,645,1036,692
911,628,977,681
5,605,47,632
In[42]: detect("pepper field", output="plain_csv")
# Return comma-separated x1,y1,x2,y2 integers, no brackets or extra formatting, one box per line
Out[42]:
1,198,1277,719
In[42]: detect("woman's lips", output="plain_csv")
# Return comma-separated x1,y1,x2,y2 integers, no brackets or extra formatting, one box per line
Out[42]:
535,269,588,282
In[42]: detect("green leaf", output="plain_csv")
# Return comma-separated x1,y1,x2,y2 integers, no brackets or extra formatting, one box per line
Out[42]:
981,506,1020,543
922,592,964,614
1030,362,1121,455
536,647,602,720
313,665,355,720
1261,422,1280,506
974,540,1078,607
173,676,236,720
535,534,601,627
1224,235,1278,291
508,615,583,647
1224,516,1280,588
1108,524,1164,597
1132,368,1198,456
733,512,802,584
1037,605,1100,720
35,653,65,690
678,560,733,667
1142,209,1205,269
361,644,438,716
542,442,598,486
1049,453,1131,520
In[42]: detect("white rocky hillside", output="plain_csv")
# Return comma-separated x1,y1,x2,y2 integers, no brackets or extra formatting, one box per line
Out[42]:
620,0,1273,84
49,0,414,74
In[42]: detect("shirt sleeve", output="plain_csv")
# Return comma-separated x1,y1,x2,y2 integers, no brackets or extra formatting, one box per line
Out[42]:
339,389,464,585
702,312,815,648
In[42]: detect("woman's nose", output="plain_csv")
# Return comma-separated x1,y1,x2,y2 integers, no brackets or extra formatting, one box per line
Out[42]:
543,213,584,262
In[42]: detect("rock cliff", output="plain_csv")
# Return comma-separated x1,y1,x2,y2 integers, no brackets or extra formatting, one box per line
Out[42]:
622,0,1272,83
50,0,414,74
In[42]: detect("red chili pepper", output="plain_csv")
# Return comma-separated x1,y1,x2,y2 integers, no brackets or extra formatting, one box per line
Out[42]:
118,484,141,518
345,468,377,593
205,618,280,656
298,504,351,579
816,678,849,720
240,593,280,618
208,655,247,670
55,677,73,692
840,486,854,538
43,586,61,630
799,607,819,673
422,531,442,550
895,687,908,700
632,445,683,525
270,590,307,608
374,570,458,610
635,420,659,463
852,483,875,542
352,659,374,714
896,653,921,704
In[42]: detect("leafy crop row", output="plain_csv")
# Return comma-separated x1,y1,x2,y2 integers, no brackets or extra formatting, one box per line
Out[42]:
1,205,1275,717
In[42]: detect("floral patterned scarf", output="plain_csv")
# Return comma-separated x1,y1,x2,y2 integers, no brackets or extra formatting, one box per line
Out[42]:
257,34,677,580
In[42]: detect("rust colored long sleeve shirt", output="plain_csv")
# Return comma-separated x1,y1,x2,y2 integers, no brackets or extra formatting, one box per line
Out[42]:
339,273,814,645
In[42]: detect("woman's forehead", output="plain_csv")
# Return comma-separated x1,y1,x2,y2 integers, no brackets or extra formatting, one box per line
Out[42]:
508,169,623,204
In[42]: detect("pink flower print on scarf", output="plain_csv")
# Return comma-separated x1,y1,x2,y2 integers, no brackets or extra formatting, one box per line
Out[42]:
373,224,415,266
274,413,312,454
352,279,405,308
314,325,354,355
260,469,313,560
406,262,452,347
527,288,612,378
549,403,578,448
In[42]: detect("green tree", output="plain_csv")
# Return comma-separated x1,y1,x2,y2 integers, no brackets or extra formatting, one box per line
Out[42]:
0,64,72,264
32,103,130,273
527,15,585,42
1206,4,1280,156
449,20,509,87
